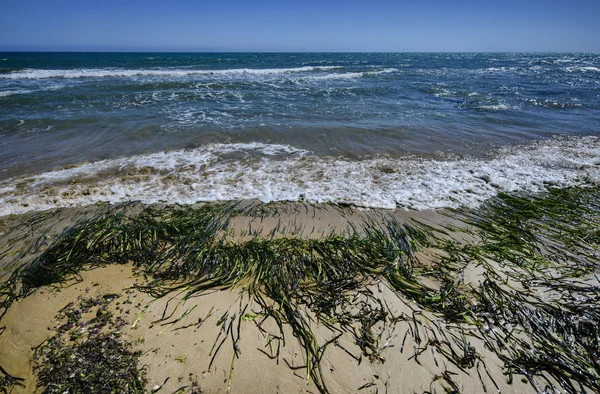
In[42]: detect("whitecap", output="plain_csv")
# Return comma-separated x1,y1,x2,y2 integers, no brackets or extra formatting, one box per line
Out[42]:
477,104,511,111
0,66,344,80
564,66,600,73
0,89,31,97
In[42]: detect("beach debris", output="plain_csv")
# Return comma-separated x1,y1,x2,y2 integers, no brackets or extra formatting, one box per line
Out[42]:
32,295,148,393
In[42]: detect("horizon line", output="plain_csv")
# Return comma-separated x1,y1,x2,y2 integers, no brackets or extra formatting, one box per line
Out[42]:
1,50,598,54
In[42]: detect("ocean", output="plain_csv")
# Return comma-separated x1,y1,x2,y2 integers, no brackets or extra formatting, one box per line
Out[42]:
0,52,599,215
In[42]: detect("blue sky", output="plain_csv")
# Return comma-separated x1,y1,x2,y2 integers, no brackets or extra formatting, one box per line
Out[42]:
1,0,598,52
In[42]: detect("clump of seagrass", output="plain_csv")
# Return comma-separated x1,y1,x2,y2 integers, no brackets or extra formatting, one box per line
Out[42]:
33,294,147,394
441,186,600,392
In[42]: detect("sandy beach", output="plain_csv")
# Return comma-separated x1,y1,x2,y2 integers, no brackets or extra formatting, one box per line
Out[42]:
1,191,598,393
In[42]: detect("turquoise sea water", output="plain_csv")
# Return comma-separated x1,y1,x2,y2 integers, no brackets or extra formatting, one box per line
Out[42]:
0,53,599,213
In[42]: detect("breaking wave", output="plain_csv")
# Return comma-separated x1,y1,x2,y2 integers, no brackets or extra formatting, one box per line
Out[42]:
0,66,348,80
1,137,599,216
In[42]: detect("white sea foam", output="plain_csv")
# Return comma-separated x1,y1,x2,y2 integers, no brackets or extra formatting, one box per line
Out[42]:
484,67,514,72
319,68,396,78
564,66,600,73
477,104,512,111
42,84,67,91
1,137,599,217
290,68,398,82
554,58,576,64
0,66,344,80
523,98,583,109
0,84,68,97
0,89,32,97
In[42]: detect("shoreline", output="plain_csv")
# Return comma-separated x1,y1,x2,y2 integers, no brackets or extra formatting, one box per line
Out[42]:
0,135,598,217
1,189,599,393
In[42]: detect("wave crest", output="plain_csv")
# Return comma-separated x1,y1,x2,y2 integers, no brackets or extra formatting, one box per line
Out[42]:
0,66,345,80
